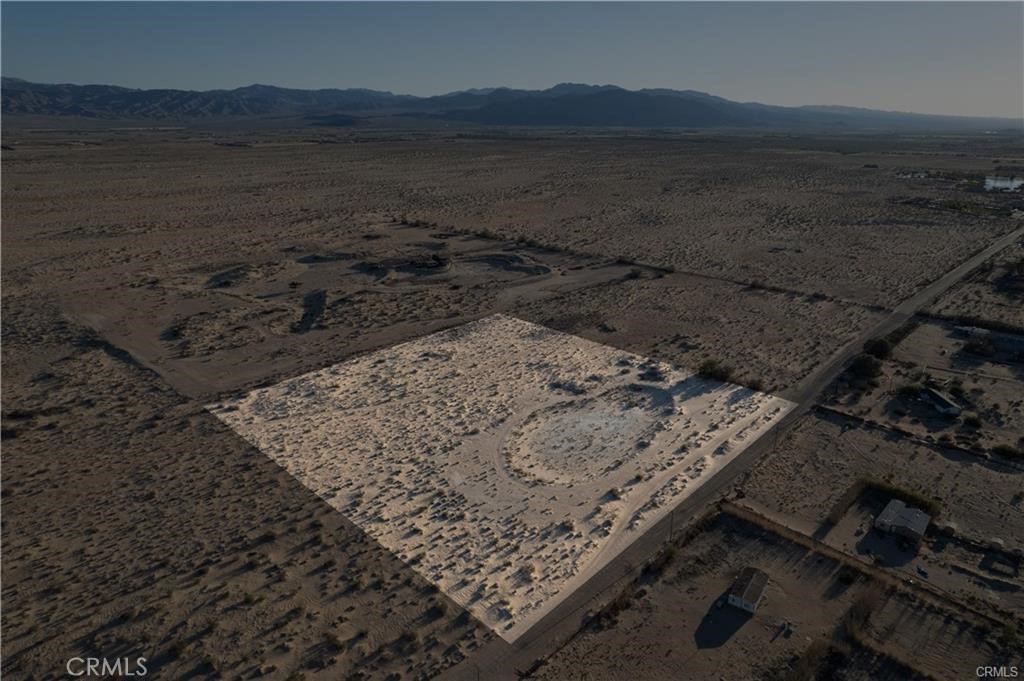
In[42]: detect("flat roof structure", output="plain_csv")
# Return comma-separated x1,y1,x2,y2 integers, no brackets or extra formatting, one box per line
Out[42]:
874,499,931,540
921,387,962,416
727,567,768,612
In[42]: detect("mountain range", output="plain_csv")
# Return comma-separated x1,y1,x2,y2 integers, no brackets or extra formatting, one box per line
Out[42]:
2,77,1019,131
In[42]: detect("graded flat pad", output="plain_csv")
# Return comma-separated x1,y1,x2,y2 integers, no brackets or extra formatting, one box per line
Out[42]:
209,315,795,642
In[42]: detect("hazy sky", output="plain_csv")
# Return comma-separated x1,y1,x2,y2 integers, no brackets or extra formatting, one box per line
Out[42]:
2,2,1022,118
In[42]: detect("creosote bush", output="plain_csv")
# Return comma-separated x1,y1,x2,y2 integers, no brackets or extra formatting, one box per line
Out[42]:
698,359,734,382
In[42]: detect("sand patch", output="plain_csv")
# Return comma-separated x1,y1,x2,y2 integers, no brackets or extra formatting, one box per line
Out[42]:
209,315,794,641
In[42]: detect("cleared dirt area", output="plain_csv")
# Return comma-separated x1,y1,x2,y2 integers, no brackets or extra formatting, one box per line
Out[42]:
210,315,793,642
50,218,658,399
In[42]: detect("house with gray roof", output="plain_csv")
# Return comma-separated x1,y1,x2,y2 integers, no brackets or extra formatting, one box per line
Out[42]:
874,499,931,542
727,567,768,613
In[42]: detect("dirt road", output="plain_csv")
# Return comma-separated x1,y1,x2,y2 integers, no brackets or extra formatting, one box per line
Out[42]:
441,224,1024,681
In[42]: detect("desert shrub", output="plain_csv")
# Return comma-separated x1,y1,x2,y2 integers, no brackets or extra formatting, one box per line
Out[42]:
841,583,884,642
836,565,861,586
641,545,677,579
397,630,420,650
884,320,918,347
963,414,982,429
999,622,1023,650
863,479,941,517
849,354,882,379
698,359,733,382
426,601,448,619
896,384,922,398
863,337,892,359
991,444,1023,460
591,584,635,629
783,639,831,681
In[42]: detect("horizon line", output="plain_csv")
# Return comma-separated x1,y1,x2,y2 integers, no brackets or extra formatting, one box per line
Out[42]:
3,75,1021,121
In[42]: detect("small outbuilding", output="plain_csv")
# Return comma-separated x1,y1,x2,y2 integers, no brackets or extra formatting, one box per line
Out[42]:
874,499,931,542
727,566,768,613
921,387,962,417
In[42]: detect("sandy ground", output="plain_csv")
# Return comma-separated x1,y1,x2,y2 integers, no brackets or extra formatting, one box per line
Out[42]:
3,129,1022,679
535,512,1018,680
49,218,657,400
741,409,1024,622
3,131,1020,312
514,273,884,395
928,239,1024,328
209,315,793,641
0,300,492,680
744,410,1024,548
828,320,1024,456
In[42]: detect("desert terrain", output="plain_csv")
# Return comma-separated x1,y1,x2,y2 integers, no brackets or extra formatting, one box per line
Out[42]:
209,314,792,641
3,127,1023,680
535,510,1014,681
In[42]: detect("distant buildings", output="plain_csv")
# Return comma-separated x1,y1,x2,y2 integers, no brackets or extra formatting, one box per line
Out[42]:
921,387,962,417
874,499,931,542
727,567,768,613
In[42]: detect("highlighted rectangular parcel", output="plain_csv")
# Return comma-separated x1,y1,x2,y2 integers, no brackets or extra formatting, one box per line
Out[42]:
209,315,795,642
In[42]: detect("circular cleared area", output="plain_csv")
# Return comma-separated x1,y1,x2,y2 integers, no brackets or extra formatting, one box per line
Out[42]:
503,384,674,485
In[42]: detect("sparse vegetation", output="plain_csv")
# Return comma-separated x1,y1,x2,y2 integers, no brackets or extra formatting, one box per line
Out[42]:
991,444,1022,460
863,479,941,517
863,337,892,359
641,545,677,579
590,584,636,630
840,583,884,642
849,354,882,379
883,320,918,347
896,383,922,399
697,359,734,382
782,638,831,681
998,622,1023,650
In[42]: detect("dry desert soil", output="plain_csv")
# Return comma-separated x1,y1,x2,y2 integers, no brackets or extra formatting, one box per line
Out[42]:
2,127,1023,680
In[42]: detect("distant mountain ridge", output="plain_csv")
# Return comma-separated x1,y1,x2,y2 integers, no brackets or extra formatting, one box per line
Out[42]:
2,77,1019,130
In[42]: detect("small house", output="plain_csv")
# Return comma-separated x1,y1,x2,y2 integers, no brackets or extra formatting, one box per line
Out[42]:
921,387,961,417
727,567,768,613
874,499,931,542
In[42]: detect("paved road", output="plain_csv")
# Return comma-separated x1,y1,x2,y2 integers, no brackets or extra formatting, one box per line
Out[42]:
441,225,1024,681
